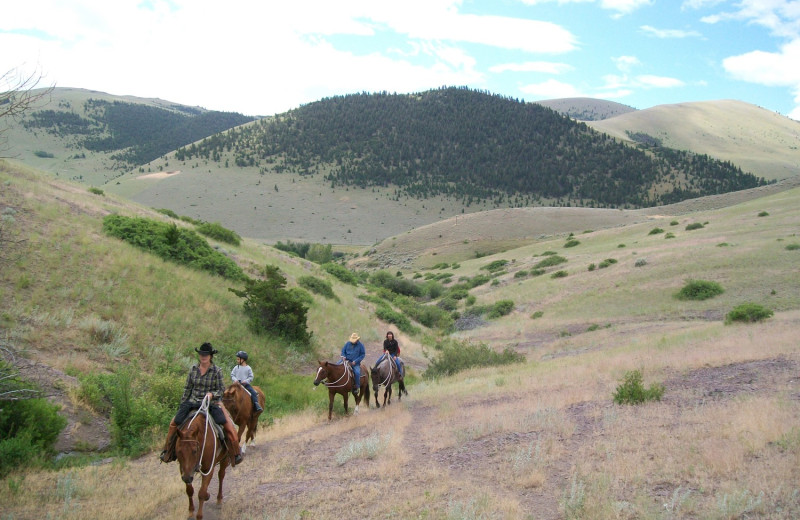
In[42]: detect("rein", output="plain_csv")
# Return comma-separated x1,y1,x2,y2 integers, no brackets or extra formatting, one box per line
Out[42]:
186,395,218,477
375,357,396,388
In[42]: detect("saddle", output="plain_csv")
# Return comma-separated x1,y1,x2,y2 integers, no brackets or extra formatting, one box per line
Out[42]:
182,411,225,444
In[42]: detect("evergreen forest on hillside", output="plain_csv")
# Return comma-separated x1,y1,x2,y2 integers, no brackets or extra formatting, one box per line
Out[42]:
23,99,254,168
173,87,768,208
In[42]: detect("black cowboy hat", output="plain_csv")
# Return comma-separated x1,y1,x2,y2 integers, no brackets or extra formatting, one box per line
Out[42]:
195,342,218,355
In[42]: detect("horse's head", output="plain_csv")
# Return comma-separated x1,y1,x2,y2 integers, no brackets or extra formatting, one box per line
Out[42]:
223,381,241,401
313,361,329,386
175,420,203,483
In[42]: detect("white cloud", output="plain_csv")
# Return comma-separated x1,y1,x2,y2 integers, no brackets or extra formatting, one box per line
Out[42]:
489,61,574,74
723,38,800,86
613,56,641,72
520,79,583,98
700,0,800,39
636,75,686,88
519,0,651,16
640,25,702,38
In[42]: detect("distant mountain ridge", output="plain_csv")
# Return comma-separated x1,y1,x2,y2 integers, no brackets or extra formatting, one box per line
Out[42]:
167,87,766,208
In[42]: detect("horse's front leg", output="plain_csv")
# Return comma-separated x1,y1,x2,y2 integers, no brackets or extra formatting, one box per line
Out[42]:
328,391,335,420
373,387,380,409
343,392,350,415
196,472,214,520
185,483,195,517
217,459,229,503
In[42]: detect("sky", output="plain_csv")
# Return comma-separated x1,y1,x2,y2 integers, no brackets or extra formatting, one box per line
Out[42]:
2,0,799,120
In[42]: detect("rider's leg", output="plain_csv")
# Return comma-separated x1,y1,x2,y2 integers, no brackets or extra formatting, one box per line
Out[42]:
352,364,361,394
211,405,243,465
159,402,194,462
243,383,263,412
372,353,385,370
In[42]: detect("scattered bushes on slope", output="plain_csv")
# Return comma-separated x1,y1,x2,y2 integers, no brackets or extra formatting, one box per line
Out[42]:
424,338,524,378
102,215,244,280
195,221,241,246
298,275,338,301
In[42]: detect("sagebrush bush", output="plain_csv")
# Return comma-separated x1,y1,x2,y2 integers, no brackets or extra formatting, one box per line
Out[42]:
321,262,359,285
613,370,664,405
424,339,524,378
481,259,508,272
686,222,704,230
195,221,241,246
676,279,724,300
533,255,567,269
648,228,664,235
564,239,580,248
725,303,773,324
488,300,514,318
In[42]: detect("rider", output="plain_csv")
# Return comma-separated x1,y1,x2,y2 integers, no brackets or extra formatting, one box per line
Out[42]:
340,332,365,396
372,330,404,378
231,350,263,413
159,342,243,466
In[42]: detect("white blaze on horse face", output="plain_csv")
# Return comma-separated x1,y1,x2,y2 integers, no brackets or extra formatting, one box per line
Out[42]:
315,366,326,383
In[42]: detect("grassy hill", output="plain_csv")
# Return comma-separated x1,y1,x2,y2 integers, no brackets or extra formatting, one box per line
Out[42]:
2,157,799,519
587,99,800,182
1,87,253,186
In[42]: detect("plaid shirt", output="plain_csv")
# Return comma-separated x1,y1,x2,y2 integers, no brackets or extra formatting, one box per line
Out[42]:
181,363,225,404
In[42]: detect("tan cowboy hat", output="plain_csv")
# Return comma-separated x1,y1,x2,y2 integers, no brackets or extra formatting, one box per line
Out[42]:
349,332,360,343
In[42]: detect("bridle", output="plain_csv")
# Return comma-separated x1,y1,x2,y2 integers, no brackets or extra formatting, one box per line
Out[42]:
315,359,353,389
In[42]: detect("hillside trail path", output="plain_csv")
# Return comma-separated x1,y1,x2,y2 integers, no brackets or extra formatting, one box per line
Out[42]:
153,355,798,520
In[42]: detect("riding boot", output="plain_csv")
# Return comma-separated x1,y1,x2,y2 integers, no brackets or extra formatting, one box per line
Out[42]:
159,420,179,463
223,421,243,466
253,399,263,413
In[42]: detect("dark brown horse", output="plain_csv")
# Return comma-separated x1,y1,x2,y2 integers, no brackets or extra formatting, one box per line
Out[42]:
174,409,230,520
222,381,265,454
370,356,407,408
313,359,370,420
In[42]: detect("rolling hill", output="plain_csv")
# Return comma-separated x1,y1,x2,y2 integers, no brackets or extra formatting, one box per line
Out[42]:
534,97,637,121
587,99,800,182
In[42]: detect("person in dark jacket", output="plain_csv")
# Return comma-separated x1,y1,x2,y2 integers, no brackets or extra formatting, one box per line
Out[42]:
159,342,243,466
340,332,365,395
372,331,404,378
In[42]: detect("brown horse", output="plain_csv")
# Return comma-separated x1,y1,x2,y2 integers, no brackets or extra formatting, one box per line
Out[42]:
370,356,407,408
313,359,370,420
222,381,265,454
174,409,230,520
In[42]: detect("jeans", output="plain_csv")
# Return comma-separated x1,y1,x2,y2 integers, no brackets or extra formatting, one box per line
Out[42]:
173,400,226,425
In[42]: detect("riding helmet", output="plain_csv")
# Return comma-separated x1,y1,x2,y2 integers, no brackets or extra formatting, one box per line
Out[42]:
236,350,248,361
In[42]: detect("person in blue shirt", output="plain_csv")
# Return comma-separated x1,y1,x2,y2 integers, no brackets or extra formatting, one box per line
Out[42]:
340,332,365,396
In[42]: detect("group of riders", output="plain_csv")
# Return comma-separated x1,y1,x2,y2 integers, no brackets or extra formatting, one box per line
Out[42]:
158,331,405,467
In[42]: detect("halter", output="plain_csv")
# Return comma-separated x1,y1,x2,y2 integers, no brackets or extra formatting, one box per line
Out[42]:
316,359,353,389
184,395,218,477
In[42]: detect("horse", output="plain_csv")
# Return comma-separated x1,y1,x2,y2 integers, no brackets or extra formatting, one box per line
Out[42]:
174,401,231,520
370,356,407,408
313,359,370,420
222,381,265,454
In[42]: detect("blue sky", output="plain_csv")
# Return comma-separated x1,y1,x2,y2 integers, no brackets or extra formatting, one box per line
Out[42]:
2,0,799,120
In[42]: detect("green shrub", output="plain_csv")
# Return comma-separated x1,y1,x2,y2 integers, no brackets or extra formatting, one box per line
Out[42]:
785,243,800,251
467,274,491,288
156,208,179,219
321,262,359,285
88,187,104,196
686,222,704,230
102,216,244,280
598,258,617,269
195,221,241,246
725,303,773,324
648,227,664,235
370,270,423,297
618,244,626,248
533,255,567,269
676,279,725,301
551,270,568,278
665,232,675,239
587,263,596,271
564,239,580,248
437,296,459,311
33,150,54,158
0,397,67,473
374,306,418,334
392,295,453,330
488,300,514,319
514,270,529,278
613,370,664,405
670,220,679,226
424,339,524,378
757,211,769,217
634,258,647,267
229,265,312,344
481,259,508,272
531,311,544,319
298,275,338,300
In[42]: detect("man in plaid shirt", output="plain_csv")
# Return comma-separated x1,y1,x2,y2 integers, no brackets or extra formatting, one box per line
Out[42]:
159,342,243,466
